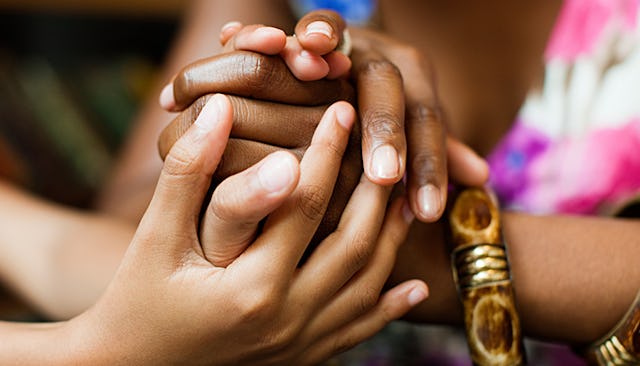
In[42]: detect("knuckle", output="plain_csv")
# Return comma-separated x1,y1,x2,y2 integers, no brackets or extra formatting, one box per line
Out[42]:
208,191,244,223
296,184,328,222
235,289,279,322
240,53,281,92
343,231,373,273
378,300,400,324
319,135,348,160
227,95,247,129
411,151,442,180
263,324,301,356
355,285,380,315
357,58,402,81
363,109,403,140
162,143,201,178
407,103,442,127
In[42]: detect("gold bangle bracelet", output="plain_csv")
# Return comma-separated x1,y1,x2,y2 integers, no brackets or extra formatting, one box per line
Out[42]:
447,187,525,366
582,290,640,365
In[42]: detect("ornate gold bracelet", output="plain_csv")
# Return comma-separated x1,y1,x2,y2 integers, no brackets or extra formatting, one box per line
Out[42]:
582,290,640,365
447,187,526,366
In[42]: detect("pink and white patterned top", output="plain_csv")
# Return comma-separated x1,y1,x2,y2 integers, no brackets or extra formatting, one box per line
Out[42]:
488,0,640,216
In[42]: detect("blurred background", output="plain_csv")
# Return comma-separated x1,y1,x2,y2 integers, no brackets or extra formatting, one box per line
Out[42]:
0,3,593,365
0,0,182,319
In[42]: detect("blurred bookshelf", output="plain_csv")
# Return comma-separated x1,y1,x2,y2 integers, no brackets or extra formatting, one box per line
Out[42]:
0,3,181,319
0,7,179,207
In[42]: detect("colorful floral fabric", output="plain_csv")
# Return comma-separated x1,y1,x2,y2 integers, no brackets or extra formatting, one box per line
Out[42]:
488,0,640,216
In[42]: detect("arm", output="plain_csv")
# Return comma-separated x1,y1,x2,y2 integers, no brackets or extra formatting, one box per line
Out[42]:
0,321,74,365
0,0,301,318
161,11,490,225
391,212,640,344
96,0,296,222
0,96,426,366
0,180,134,320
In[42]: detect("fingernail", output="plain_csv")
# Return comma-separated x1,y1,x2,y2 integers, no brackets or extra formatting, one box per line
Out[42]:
258,153,296,193
194,94,224,133
221,21,242,33
305,21,333,39
407,287,428,306
333,103,355,130
159,83,175,110
255,26,285,39
299,49,314,59
371,144,400,180
402,200,415,224
417,184,441,220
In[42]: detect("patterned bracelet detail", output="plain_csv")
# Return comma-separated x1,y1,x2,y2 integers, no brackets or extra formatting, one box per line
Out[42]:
582,290,640,365
447,187,525,366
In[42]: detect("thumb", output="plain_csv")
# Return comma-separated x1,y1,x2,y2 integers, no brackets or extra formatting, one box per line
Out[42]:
294,9,346,55
146,94,233,235
200,151,300,267
447,136,490,186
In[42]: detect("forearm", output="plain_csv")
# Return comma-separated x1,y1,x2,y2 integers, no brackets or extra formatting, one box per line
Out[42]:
504,212,639,343
0,321,74,365
394,211,640,344
96,0,296,222
0,181,134,320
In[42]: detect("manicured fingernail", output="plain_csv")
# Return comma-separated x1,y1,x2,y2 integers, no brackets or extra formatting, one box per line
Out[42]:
417,184,441,219
159,83,175,110
402,200,415,224
258,153,296,193
371,144,400,180
333,103,355,130
254,26,285,39
305,21,333,39
407,287,428,306
194,94,224,133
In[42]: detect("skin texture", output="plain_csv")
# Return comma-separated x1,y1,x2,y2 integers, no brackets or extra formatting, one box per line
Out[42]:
1,0,638,359
159,9,489,225
0,97,428,365
166,51,354,111
155,3,640,347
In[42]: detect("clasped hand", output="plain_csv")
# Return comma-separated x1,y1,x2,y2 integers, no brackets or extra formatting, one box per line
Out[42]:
73,95,426,365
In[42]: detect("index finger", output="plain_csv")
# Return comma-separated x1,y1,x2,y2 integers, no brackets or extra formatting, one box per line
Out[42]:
165,51,354,111
250,102,356,275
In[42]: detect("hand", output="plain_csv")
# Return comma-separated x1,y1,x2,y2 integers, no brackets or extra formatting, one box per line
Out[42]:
158,9,352,112
160,10,489,224
221,13,491,223
216,9,352,81
72,96,427,365
157,13,362,245
347,26,489,221
159,93,362,249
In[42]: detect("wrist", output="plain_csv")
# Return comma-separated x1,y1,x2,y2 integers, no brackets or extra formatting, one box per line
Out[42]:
0,319,81,365
62,306,140,366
